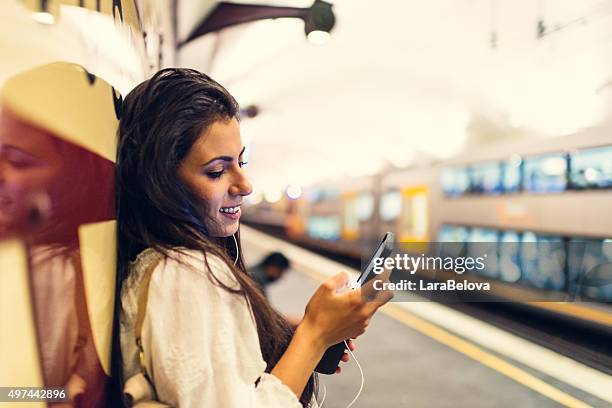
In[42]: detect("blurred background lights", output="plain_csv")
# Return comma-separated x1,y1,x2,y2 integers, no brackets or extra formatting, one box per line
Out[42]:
32,12,54,25
584,167,600,183
264,188,282,203
286,184,302,200
246,190,263,205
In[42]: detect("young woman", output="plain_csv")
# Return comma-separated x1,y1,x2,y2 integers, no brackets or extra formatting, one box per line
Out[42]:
116,68,391,407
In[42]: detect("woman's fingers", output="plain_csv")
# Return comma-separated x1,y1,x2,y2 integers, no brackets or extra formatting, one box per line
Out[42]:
362,290,393,316
323,271,350,292
336,340,358,374
340,340,356,363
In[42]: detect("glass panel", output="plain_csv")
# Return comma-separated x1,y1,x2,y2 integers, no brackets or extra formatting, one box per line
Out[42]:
502,159,521,193
307,215,341,240
467,228,499,278
521,233,566,290
567,238,612,301
469,162,503,194
523,154,567,193
437,225,470,259
380,190,402,221
499,231,521,282
569,145,612,189
355,193,374,221
441,167,470,197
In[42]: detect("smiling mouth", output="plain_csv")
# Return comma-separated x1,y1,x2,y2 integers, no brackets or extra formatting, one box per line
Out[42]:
219,205,240,214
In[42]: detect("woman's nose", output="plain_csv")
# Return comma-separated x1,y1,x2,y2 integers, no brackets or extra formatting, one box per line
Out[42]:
229,168,252,197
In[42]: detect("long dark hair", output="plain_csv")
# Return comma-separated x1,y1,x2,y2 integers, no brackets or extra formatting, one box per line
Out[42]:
114,68,316,406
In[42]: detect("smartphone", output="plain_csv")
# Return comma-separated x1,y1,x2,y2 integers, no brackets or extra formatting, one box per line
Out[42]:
354,231,395,288
315,232,395,375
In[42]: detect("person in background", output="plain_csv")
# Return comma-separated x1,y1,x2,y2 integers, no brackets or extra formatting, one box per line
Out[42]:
249,251,303,327
249,252,291,297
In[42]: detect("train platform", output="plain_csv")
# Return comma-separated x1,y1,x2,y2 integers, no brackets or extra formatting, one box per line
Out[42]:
241,226,612,408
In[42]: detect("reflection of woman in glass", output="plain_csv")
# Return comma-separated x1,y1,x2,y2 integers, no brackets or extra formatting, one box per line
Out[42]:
116,69,391,407
0,105,113,407
0,108,60,236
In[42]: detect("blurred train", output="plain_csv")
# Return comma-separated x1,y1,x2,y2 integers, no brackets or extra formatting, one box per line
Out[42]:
243,125,612,331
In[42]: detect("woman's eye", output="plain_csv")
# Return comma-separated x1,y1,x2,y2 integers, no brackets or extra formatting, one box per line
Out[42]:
1,151,41,169
6,158,38,169
207,170,224,179
239,161,248,168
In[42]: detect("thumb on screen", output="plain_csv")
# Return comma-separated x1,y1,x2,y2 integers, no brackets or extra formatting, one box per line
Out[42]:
324,271,350,291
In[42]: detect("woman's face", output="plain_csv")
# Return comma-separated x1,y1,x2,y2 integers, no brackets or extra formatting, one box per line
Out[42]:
178,117,252,237
0,108,62,235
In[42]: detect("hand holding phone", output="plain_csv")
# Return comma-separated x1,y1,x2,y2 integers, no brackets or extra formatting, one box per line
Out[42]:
314,233,394,374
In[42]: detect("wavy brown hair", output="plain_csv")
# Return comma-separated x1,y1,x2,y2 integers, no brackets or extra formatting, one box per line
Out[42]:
113,68,316,406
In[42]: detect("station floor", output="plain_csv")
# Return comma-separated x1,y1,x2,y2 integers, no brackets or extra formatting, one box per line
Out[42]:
241,226,612,408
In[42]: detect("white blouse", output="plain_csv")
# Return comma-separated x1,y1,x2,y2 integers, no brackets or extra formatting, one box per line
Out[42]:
120,248,303,407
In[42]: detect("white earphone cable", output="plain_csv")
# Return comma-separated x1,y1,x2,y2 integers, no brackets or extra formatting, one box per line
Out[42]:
232,233,239,265
317,340,364,408
318,382,327,407
343,339,364,408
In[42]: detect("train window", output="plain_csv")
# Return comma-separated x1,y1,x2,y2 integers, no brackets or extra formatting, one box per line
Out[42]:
438,224,470,242
521,233,566,291
441,167,470,197
502,158,522,193
307,216,341,240
469,162,503,194
305,188,323,202
355,193,374,221
569,145,612,190
438,224,470,243
523,153,567,193
437,224,469,258
466,228,499,278
380,190,402,221
567,238,612,301
308,187,341,202
499,231,521,282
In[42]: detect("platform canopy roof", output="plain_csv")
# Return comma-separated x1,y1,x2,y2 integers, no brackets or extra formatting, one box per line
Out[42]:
5,0,609,200
176,0,612,199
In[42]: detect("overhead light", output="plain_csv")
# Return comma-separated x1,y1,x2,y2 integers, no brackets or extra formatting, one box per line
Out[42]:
181,1,335,48
307,30,331,45
32,12,55,25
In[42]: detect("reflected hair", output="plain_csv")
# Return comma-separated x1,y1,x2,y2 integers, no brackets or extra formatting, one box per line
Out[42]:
114,68,316,406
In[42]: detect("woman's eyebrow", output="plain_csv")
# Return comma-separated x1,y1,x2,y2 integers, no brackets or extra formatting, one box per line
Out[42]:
0,144,41,161
202,146,246,166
